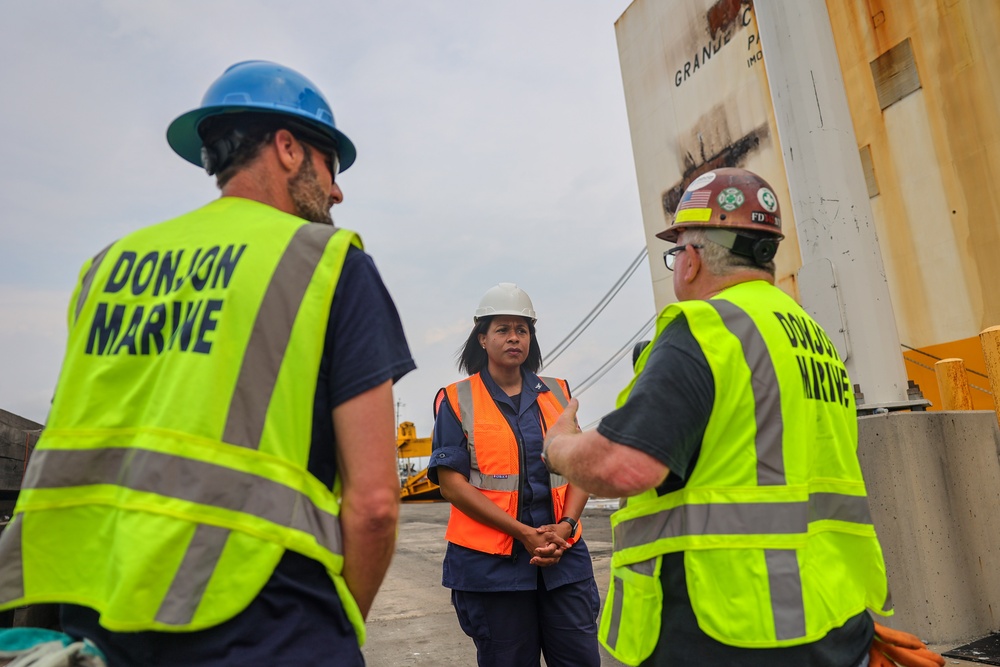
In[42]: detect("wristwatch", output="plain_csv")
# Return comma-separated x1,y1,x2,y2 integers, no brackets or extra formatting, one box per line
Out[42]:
558,516,579,546
558,516,578,536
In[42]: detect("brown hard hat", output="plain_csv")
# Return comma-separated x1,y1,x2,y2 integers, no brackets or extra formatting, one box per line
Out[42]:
657,167,785,243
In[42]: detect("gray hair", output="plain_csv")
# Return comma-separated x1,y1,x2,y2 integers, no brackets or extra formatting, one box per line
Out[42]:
677,228,776,277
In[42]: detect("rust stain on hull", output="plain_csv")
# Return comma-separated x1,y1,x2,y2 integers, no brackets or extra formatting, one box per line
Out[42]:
826,0,1000,346
707,0,746,39
662,123,768,216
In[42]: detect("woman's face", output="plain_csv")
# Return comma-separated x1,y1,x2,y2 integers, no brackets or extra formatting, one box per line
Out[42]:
478,316,531,372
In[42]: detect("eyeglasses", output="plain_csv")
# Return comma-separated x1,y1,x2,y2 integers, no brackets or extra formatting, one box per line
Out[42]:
301,141,340,182
663,244,703,271
286,121,341,182
318,148,340,183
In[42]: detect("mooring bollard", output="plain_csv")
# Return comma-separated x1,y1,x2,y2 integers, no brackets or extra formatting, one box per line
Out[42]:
978,326,1000,428
934,358,974,410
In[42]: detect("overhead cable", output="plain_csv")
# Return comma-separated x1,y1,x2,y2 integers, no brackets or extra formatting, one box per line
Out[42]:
574,313,656,396
902,355,992,395
542,246,648,368
900,343,988,378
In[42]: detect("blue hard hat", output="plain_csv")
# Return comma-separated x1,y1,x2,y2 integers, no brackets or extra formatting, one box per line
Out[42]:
167,60,357,172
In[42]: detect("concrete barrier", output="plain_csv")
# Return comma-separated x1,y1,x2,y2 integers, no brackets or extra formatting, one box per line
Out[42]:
858,410,1000,644
0,409,42,492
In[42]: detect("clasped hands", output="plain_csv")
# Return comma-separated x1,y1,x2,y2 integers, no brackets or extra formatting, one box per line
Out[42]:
523,521,575,567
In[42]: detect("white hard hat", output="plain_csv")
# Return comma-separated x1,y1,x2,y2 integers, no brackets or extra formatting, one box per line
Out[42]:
474,283,537,323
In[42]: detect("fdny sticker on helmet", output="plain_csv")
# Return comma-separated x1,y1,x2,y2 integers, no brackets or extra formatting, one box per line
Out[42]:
751,211,780,226
717,187,745,211
686,172,716,191
758,187,779,212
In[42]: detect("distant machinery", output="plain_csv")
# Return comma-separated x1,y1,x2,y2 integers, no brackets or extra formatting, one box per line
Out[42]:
396,422,441,502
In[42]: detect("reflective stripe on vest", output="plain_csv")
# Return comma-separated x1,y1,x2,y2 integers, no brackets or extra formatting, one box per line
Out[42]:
713,300,785,486
73,243,113,323
223,223,336,450
160,222,349,626
540,376,569,408
604,556,657,652
452,378,515,490
0,517,23,606
614,492,873,549
451,376,568,492
601,282,890,657
21,446,342,555
538,377,570,489
443,373,570,554
0,203,363,637
607,492,875,642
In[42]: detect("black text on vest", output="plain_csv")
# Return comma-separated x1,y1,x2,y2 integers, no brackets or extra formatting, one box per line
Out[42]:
85,244,246,356
773,311,851,408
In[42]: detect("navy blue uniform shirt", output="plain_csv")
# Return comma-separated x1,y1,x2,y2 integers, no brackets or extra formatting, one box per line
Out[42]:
428,368,594,593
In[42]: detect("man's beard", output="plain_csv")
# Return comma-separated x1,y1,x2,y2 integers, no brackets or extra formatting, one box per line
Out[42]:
288,147,335,225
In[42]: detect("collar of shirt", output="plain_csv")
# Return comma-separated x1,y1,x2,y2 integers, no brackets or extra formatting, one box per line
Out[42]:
479,368,549,416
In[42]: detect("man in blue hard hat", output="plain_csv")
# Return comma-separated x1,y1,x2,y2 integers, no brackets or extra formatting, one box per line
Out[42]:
0,60,414,666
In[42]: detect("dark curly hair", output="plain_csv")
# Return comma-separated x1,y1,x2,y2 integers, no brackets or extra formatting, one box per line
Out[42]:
456,316,543,376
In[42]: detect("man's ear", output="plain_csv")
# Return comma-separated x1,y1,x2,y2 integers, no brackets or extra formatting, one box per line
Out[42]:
680,244,701,284
273,128,300,172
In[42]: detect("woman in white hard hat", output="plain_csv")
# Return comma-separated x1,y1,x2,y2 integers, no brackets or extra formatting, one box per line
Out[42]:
428,283,600,667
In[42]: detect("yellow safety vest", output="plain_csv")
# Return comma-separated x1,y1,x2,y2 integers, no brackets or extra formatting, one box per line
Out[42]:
599,280,891,665
440,374,571,555
0,198,369,643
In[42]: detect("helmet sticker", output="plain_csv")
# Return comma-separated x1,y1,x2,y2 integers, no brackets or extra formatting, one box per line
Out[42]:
677,188,712,211
751,211,780,227
686,172,716,191
717,187,745,212
757,187,779,212
675,207,713,223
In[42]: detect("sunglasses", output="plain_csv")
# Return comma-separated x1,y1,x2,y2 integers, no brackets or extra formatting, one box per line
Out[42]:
285,121,341,182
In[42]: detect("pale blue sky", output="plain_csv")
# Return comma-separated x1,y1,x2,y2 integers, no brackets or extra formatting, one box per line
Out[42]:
0,1,652,437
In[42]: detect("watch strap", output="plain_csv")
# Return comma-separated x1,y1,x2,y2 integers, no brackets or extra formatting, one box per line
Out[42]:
558,516,579,538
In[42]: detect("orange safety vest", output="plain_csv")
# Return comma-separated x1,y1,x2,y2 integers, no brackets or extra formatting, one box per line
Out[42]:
440,373,570,555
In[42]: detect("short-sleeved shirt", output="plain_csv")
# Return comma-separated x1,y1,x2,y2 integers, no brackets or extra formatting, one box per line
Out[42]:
62,245,416,667
428,368,595,593
597,313,872,667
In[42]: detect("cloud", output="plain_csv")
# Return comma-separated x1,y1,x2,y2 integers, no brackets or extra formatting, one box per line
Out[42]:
0,0,652,439
424,319,473,346
0,287,70,422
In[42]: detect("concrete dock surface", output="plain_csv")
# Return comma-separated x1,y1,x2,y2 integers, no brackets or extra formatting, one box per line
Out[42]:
363,500,985,666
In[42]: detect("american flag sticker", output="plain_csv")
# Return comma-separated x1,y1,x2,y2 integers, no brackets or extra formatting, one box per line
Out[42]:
677,188,712,211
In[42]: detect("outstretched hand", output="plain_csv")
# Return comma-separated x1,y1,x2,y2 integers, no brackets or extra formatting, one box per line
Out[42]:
543,398,581,453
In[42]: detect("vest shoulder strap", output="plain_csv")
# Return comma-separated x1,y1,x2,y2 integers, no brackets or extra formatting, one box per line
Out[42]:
537,376,569,407
433,387,448,418
444,379,478,447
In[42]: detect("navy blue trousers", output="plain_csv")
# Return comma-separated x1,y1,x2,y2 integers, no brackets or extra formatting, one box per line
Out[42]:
451,577,601,667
